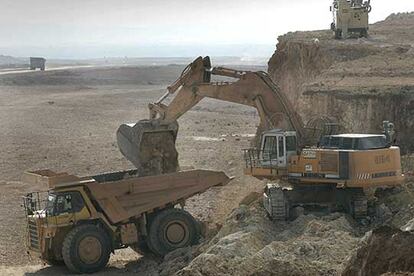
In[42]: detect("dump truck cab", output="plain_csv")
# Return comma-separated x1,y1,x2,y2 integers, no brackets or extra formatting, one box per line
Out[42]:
24,174,113,269
23,169,230,273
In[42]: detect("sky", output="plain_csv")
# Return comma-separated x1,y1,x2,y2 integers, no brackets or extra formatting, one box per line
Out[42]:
0,0,413,59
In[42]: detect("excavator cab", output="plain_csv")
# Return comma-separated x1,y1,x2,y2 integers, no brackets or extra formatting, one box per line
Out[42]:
260,130,297,168
244,130,297,180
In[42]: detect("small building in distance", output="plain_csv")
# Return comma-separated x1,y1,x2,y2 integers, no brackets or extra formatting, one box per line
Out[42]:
30,57,46,71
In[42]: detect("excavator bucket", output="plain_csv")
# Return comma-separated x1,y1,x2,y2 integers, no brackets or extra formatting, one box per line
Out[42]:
116,120,179,176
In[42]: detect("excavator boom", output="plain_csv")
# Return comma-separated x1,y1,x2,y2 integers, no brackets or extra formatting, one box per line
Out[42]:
117,56,307,174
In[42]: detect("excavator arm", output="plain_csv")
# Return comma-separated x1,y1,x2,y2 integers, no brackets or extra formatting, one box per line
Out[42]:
117,56,306,175
148,56,305,140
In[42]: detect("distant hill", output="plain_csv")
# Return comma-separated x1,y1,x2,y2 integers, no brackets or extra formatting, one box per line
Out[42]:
0,55,26,65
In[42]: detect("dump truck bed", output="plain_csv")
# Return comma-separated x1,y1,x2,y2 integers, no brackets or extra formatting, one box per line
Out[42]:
24,169,230,224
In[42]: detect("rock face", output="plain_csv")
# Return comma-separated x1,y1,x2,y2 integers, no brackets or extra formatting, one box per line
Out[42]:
268,12,414,153
341,226,414,276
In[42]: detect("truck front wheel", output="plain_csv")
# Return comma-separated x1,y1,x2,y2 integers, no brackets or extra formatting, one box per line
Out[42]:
62,225,111,274
147,208,200,256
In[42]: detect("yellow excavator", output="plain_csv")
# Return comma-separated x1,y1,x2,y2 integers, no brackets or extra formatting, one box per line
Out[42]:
117,56,404,220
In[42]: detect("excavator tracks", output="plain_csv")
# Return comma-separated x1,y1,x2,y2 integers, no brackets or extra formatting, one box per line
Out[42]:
264,184,368,221
264,184,289,220
348,191,368,219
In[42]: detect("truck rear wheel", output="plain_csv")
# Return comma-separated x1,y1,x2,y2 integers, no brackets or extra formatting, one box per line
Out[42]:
62,225,111,274
147,208,200,256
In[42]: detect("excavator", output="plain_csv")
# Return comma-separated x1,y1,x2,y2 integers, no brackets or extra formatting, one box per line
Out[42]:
117,56,404,220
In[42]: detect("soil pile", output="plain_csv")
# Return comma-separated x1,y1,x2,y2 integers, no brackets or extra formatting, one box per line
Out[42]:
158,180,414,276
342,226,414,276
168,201,360,276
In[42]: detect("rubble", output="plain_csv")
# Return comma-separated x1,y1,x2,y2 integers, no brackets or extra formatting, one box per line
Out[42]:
168,202,360,276
159,180,414,276
342,226,414,276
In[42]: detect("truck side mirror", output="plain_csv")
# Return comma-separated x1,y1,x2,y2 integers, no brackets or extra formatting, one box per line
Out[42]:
330,6,332,11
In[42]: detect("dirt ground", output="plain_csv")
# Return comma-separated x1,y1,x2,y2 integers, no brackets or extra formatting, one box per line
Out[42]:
0,65,265,274
1,13,414,275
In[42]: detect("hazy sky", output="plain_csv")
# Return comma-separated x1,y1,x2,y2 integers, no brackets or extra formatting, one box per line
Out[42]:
0,0,413,58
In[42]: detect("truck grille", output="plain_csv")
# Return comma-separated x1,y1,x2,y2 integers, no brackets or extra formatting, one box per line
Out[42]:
28,219,40,250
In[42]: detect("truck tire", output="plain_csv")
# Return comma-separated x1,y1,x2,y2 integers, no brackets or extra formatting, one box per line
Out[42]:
147,208,200,256
62,225,111,274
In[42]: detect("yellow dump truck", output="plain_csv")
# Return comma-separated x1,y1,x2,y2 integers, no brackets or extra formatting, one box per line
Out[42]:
23,169,229,273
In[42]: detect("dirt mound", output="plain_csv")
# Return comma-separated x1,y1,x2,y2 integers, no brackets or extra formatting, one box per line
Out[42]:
168,202,360,276
342,226,414,276
374,181,414,229
156,178,414,276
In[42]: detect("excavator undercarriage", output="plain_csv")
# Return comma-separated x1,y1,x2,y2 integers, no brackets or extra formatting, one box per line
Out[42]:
264,184,368,220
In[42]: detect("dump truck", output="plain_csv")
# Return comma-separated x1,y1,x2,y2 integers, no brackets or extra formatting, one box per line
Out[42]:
23,169,230,273
30,57,46,71
117,56,404,221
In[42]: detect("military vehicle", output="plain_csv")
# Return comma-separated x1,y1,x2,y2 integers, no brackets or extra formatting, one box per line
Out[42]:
330,0,372,39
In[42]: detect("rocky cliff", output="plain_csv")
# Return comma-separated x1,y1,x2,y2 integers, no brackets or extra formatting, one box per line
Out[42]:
268,12,414,153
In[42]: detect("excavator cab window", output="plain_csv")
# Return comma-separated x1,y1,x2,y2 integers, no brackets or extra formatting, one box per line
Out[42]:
263,136,278,160
278,136,285,157
286,135,297,152
260,131,295,168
